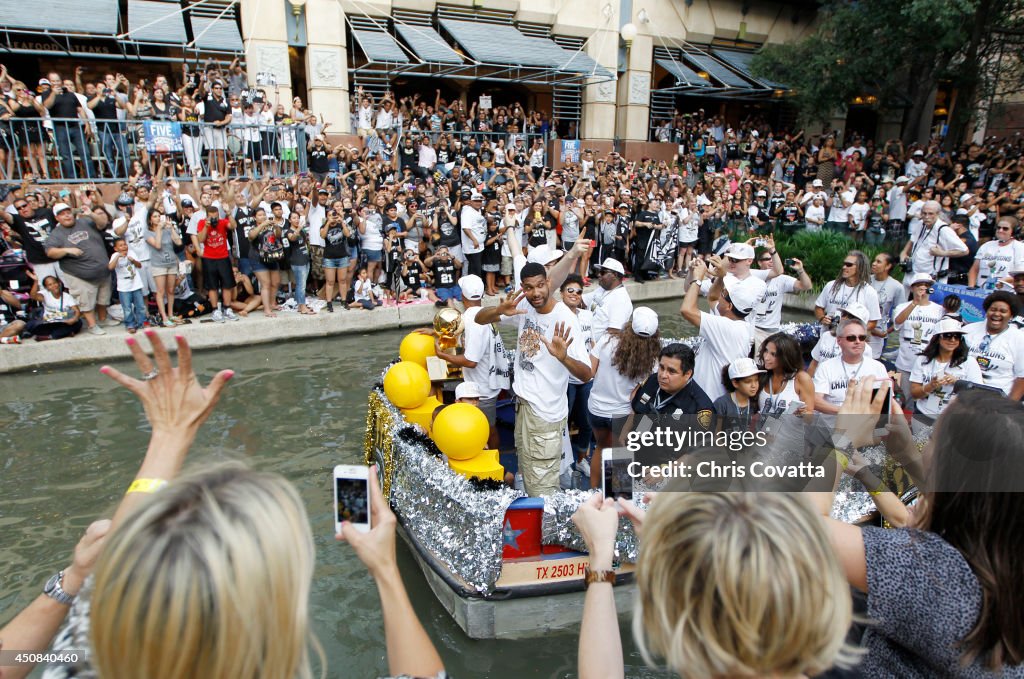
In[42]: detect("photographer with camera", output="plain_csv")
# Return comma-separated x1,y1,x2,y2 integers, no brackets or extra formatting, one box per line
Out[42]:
424,244,462,308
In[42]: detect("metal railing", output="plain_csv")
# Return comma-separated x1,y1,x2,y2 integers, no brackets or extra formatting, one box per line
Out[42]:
0,117,308,184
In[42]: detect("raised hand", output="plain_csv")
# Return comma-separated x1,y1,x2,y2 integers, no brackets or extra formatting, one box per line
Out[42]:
100,331,233,437
539,321,574,362
496,289,526,316
571,492,619,568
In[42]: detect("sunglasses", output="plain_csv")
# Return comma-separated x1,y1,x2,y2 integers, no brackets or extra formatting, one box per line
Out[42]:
938,332,962,340
563,287,583,294
14,203,29,209
842,261,856,267
842,334,868,342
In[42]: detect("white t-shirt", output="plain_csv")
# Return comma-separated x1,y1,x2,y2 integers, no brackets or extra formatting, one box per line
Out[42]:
582,285,633,343
910,355,983,417
115,207,151,262
460,205,486,254
827,187,855,223
588,334,648,418
695,311,753,402
848,202,870,231
356,103,374,130
893,301,945,371
909,221,968,279
887,186,908,220
753,274,797,330
110,252,143,293
502,299,589,422
812,331,874,364
815,280,882,322
813,356,889,408
41,289,77,322
869,275,907,356
462,305,511,399
700,273,768,326
360,211,384,250
804,203,826,229
569,307,595,386
974,240,1024,288
305,204,326,248
964,322,1024,395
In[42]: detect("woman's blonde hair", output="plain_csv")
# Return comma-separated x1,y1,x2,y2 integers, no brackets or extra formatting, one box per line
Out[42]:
90,462,322,679
632,493,857,678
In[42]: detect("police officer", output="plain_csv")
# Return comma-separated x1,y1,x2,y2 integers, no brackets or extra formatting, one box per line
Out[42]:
631,343,714,422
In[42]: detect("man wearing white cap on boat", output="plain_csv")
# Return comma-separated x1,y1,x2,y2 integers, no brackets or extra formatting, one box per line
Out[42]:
432,274,509,447
581,257,633,343
475,261,592,498
701,242,769,326
681,258,756,402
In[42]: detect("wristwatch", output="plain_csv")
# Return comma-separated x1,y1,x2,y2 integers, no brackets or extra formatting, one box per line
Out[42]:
43,570,76,606
584,566,616,588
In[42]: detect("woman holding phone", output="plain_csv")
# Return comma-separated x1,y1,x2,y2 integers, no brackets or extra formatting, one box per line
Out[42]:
146,209,183,327
909,317,983,422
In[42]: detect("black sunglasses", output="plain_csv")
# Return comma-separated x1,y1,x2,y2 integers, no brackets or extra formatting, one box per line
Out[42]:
842,334,868,342
842,261,856,267
938,332,963,340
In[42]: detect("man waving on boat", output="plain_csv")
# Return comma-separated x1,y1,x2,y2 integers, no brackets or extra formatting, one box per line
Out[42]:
476,262,593,497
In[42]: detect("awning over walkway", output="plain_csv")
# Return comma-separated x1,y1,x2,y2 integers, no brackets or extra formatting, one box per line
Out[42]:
683,51,752,89
0,0,118,35
395,23,462,64
713,49,787,90
128,0,187,44
190,16,243,52
655,57,711,89
441,19,547,67
352,28,410,64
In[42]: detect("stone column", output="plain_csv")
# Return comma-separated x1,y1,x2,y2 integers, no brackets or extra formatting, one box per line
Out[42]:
239,0,292,102
305,0,350,132
615,33,652,142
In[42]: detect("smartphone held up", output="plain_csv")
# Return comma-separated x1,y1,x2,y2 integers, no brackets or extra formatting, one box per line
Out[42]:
334,464,371,534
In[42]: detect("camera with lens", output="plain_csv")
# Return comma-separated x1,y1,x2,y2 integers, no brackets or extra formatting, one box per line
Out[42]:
900,260,913,273
785,258,796,268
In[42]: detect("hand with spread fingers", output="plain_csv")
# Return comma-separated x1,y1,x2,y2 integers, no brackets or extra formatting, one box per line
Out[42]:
539,320,574,362
496,289,527,317
100,330,234,439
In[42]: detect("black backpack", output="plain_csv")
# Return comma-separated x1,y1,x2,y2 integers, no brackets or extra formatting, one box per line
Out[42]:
257,227,285,264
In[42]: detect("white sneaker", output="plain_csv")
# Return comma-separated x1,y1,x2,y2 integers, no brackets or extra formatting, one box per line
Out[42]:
88,325,106,335
212,309,225,323
577,457,591,477
100,318,120,327
224,308,239,321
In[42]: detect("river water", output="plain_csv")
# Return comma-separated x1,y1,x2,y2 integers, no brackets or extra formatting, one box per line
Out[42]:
0,299,810,678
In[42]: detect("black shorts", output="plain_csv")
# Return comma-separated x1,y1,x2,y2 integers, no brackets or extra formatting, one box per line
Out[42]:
202,257,234,291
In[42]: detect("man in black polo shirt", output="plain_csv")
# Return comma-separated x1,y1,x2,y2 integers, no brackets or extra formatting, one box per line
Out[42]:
631,343,713,419
42,73,95,180
202,81,232,177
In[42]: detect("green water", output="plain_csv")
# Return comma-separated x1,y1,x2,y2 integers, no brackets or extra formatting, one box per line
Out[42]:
0,299,809,678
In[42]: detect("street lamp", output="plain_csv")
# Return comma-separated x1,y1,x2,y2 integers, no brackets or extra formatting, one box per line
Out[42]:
288,0,306,42
620,22,638,50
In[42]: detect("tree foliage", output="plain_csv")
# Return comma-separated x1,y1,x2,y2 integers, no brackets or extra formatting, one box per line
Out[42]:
751,0,1024,143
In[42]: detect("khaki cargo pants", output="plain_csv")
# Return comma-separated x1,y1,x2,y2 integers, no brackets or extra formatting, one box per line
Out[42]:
514,400,566,498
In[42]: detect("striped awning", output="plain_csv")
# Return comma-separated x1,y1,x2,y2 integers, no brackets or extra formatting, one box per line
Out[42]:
352,28,410,63
128,0,187,44
395,23,462,64
189,16,243,52
655,58,711,88
0,0,118,35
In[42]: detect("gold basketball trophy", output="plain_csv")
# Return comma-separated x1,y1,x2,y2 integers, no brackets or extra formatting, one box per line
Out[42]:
426,308,464,381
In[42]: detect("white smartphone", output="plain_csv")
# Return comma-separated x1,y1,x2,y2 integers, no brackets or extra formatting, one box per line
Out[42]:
333,464,371,534
601,449,634,502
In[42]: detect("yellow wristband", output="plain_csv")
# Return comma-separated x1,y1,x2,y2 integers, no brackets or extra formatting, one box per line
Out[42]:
127,478,168,495
833,450,850,470
868,483,886,496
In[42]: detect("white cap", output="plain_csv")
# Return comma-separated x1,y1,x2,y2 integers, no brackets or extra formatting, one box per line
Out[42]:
620,188,631,196
470,191,484,201
750,130,759,138
455,382,482,400
527,244,563,266
756,190,767,197
725,243,756,260
812,179,824,187
932,317,966,336
907,272,936,287
505,203,517,211
913,149,924,156
723,277,759,314
895,176,909,184
728,357,766,380
458,274,485,300
52,203,72,216
838,302,871,325
959,193,974,204
630,307,659,337
598,257,625,275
